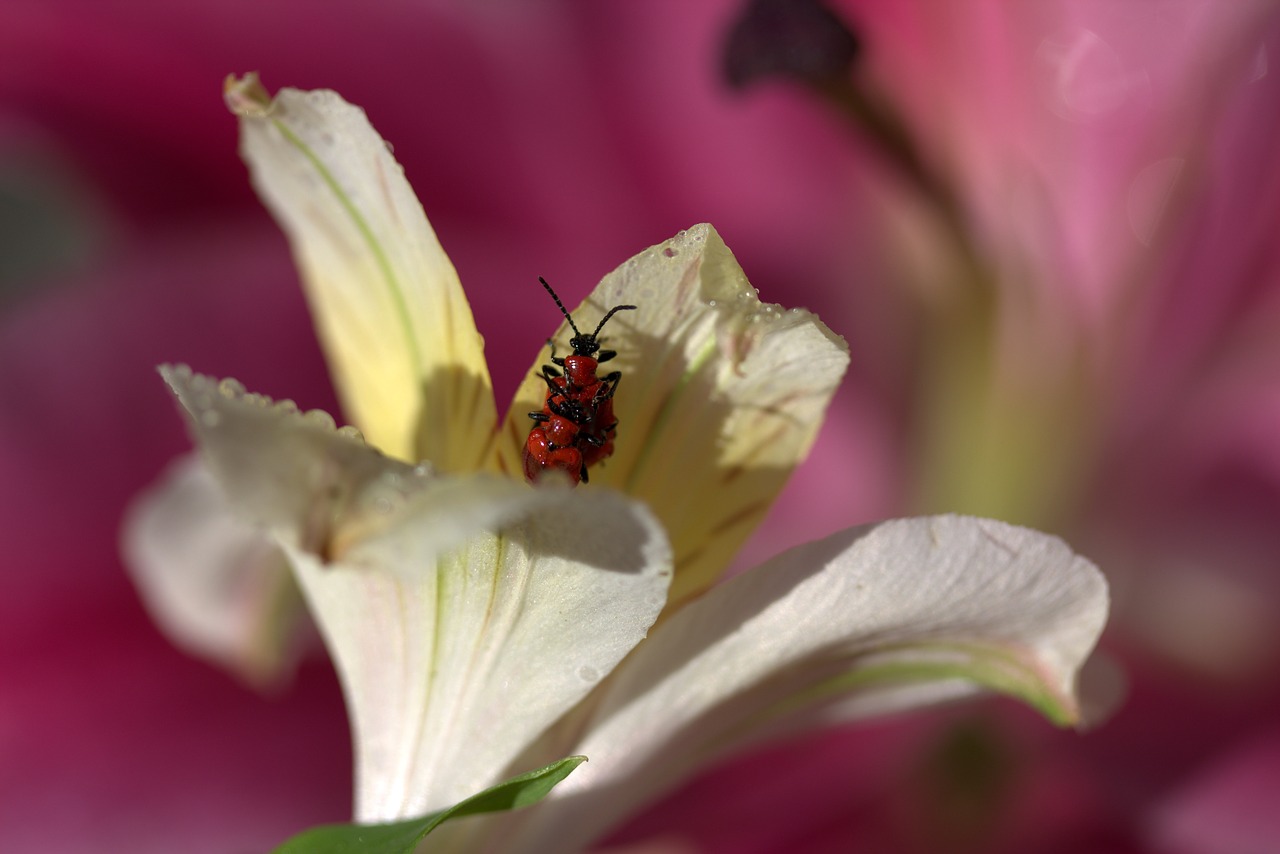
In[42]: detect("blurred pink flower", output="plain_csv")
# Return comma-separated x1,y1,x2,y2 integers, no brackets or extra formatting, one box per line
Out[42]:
1153,727,1280,854
837,0,1280,674
829,0,1280,651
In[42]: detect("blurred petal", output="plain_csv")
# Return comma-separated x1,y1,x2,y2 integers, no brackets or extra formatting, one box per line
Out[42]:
498,224,849,603
226,73,495,468
506,515,1107,851
121,452,306,687
1152,729,1280,854
159,365,673,820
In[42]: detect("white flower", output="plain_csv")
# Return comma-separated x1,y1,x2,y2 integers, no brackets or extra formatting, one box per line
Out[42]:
124,74,1110,850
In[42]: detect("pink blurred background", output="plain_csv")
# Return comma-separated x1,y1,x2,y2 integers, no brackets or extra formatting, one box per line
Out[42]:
2,1,1278,852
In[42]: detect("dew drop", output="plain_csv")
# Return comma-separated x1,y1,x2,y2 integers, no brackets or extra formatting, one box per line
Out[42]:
277,399,299,414
217,378,246,397
304,409,336,430
663,247,677,258
412,462,436,478
337,425,364,441
577,665,600,683
200,410,221,428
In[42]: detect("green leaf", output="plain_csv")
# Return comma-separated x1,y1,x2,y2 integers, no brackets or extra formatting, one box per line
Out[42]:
273,755,586,854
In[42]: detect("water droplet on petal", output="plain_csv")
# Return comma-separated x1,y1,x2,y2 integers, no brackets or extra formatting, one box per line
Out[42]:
200,410,221,428
303,409,336,430
577,665,600,683
217,378,245,397
337,425,364,441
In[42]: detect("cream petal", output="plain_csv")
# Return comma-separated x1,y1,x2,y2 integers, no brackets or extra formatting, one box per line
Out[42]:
290,483,671,822
159,365,673,820
502,515,1108,852
159,364,404,552
497,224,850,603
121,453,307,686
225,73,495,468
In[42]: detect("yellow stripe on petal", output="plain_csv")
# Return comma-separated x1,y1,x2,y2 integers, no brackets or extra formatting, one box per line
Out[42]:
499,224,849,604
225,73,495,470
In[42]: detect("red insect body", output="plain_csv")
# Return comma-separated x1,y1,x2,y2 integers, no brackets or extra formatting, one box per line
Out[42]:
560,354,603,390
523,414,584,483
523,277,636,485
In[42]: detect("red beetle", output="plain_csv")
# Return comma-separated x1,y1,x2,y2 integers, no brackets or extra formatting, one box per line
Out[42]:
524,277,635,485
523,411,586,484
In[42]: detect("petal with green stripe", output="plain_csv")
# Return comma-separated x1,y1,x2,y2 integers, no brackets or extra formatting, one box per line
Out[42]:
226,73,495,469
498,515,1108,852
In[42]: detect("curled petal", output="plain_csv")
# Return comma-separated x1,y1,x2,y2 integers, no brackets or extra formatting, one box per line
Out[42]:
121,453,307,686
160,366,673,819
497,224,850,603
504,515,1108,851
225,73,495,468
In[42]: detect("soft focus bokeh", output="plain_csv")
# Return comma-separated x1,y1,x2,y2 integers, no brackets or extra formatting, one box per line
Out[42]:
2,1,1278,852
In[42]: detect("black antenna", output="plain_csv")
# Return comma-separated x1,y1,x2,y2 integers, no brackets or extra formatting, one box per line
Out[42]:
591,303,638,337
538,277,581,337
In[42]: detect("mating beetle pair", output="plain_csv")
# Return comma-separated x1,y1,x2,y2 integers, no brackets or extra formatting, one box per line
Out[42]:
522,277,635,486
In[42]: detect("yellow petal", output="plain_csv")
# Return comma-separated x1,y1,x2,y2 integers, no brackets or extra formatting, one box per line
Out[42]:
497,224,849,603
225,73,495,469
